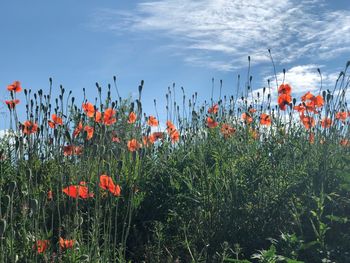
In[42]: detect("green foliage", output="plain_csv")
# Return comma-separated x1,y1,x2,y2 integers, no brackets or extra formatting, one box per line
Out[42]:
1,68,350,262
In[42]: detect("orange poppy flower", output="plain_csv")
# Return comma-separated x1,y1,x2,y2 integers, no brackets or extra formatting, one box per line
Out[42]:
63,145,83,156
170,129,180,143
5,99,20,109
149,132,163,143
62,182,94,199
220,123,235,138
300,114,315,130
335,111,347,122
99,175,121,197
112,136,120,143
278,83,292,95
47,190,53,201
312,95,324,108
84,126,94,140
127,139,141,152
142,136,151,147
166,120,176,133
33,240,49,254
241,112,253,124
128,112,137,124
248,108,257,114
59,237,75,249
260,113,271,126
7,81,22,93
22,121,38,135
73,122,83,138
301,91,314,102
309,132,315,144
278,93,292,110
48,114,63,128
94,111,102,123
103,108,117,126
208,104,219,114
207,117,218,128
340,139,349,147
147,115,159,126
294,104,305,113
320,118,332,128
82,102,96,117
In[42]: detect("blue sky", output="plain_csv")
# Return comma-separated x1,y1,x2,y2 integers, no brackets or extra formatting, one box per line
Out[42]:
1,0,349,130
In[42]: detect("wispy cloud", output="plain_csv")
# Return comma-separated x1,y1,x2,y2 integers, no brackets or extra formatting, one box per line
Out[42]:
92,0,350,70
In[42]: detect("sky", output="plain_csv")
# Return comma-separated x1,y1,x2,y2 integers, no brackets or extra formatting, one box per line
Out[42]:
1,0,350,130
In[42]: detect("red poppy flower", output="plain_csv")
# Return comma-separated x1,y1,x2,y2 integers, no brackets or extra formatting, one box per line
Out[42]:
294,104,305,113
241,112,253,124
103,108,117,126
340,139,349,147
99,175,121,197
309,132,315,144
208,104,219,114
7,81,22,93
62,182,94,199
147,115,158,126
166,120,176,133
112,136,120,143
220,123,235,138
5,99,20,109
82,102,95,118
278,84,292,95
300,114,315,130
63,145,83,156
335,111,347,122
320,118,332,128
47,190,53,201
170,129,180,143
207,117,218,128
312,95,324,108
84,126,94,140
73,122,83,138
48,114,63,128
22,121,38,135
260,113,271,126
95,111,102,123
59,237,75,249
249,108,257,114
149,132,163,143
33,240,49,254
128,112,137,124
127,139,141,152
278,93,292,110
301,91,314,102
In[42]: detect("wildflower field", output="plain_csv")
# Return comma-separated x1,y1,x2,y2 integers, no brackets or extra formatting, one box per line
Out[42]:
1,62,350,262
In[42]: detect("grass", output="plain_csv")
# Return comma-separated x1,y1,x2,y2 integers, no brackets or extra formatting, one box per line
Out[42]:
0,61,350,262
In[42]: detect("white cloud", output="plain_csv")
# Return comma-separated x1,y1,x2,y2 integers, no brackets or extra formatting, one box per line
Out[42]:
92,0,350,70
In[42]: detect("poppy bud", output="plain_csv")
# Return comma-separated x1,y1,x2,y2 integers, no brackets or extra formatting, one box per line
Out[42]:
2,195,10,211
0,219,6,237
8,181,17,193
29,198,38,215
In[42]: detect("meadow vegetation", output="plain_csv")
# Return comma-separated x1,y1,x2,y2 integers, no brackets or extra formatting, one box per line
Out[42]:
1,60,350,262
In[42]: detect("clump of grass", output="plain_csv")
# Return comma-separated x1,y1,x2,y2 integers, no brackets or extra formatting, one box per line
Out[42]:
0,60,349,262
